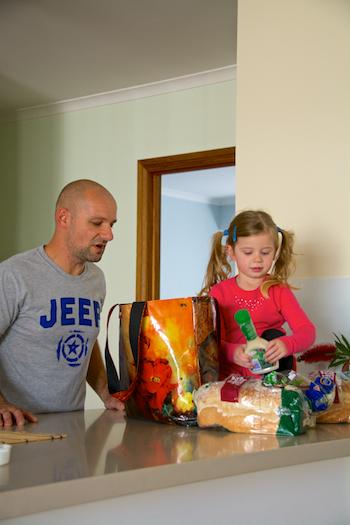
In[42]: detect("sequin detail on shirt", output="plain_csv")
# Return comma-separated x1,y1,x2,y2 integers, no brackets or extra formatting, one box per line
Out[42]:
232,295,265,311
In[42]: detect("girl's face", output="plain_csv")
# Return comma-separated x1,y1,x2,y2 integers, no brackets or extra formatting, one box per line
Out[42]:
227,231,277,285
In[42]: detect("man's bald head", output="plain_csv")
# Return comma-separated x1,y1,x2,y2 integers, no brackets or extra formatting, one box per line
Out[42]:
56,179,116,212
49,179,117,271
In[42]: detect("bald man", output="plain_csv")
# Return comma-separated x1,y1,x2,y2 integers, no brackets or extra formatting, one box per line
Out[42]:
0,179,124,426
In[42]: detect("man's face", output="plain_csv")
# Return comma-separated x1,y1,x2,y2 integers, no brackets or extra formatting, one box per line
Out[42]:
66,189,117,264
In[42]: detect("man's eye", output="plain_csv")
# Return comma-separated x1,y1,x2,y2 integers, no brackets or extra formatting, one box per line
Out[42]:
92,221,102,226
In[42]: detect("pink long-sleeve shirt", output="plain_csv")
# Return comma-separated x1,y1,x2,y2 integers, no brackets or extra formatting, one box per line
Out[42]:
210,277,316,379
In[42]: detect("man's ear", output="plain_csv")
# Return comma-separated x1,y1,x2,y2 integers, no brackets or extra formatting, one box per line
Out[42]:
56,207,70,228
225,244,235,261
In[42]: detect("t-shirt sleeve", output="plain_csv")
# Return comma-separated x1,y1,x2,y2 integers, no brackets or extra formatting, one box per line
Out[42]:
0,266,22,337
274,286,316,355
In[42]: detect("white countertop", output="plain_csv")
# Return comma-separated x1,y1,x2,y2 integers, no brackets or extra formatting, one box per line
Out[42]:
1,409,350,519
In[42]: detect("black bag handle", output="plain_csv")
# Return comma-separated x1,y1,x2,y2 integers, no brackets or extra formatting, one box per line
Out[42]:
105,301,145,395
211,296,221,343
129,302,146,365
104,304,121,394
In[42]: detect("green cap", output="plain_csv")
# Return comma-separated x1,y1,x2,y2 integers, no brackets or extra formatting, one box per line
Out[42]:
234,309,257,341
234,309,251,325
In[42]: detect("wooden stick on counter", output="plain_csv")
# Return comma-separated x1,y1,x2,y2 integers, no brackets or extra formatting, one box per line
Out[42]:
0,430,67,444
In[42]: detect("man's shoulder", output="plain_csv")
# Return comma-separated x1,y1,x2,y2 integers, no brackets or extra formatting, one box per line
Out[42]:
86,262,105,277
0,247,41,272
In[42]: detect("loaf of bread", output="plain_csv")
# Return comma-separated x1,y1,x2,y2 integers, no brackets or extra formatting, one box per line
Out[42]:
193,375,313,436
316,379,350,424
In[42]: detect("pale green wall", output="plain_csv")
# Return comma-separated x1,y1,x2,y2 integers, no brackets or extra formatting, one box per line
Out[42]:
0,80,235,408
0,80,235,287
0,121,20,258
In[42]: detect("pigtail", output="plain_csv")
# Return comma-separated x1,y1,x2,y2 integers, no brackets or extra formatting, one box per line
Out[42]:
261,228,296,296
199,232,232,296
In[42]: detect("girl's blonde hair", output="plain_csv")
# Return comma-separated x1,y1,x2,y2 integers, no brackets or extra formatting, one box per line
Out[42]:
199,210,295,297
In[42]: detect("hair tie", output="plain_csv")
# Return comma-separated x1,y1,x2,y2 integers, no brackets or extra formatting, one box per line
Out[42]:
221,228,229,246
233,225,237,242
277,226,283,234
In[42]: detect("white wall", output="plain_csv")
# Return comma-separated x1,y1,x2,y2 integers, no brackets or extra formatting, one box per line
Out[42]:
236,0,350,346
236,0,350,279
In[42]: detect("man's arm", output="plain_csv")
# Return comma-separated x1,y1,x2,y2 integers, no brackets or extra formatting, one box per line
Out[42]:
87,341,124,411
0,266,38,426
0,392,38,427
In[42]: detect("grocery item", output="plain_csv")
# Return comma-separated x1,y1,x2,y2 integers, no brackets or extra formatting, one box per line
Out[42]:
193,373,314,435
263,370,336,413
317,374,350,424
234,309,279,374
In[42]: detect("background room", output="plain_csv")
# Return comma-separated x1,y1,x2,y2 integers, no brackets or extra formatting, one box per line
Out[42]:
160,166,235,298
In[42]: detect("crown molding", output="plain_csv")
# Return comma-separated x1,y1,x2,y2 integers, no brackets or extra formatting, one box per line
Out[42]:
12,65,236,121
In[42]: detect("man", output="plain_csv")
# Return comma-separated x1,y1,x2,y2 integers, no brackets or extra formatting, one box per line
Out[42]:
0,179,124,426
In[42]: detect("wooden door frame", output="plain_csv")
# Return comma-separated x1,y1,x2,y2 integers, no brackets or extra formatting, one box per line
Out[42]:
136,147,235,300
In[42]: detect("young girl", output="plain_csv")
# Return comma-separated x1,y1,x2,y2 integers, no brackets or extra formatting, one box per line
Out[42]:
201,210,316,379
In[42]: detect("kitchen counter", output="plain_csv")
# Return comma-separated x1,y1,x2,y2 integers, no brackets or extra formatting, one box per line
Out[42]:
1,409,350,521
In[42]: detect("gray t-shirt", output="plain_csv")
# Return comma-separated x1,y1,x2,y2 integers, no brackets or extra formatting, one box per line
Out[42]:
0,246,106,413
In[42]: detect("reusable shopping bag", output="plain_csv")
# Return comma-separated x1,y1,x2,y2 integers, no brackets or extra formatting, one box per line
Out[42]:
105,297,219,426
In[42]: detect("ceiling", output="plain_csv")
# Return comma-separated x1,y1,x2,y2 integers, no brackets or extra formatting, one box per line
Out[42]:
162,166,235,204
0,0,237,114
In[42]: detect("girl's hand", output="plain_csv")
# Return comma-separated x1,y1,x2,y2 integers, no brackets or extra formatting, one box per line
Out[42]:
233,345,252,368
265,339,288,364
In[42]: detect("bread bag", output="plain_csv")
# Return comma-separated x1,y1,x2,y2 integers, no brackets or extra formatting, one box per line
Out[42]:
193,373,314,436
316,374,350,423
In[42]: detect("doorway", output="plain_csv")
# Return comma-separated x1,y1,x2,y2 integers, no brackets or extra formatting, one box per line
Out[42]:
136,147,235,300
160,166,235,298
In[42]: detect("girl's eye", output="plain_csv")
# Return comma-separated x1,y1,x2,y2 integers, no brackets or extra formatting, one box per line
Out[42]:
243,251,252,255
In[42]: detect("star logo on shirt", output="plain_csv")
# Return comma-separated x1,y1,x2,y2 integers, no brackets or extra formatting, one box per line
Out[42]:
56,331,89,367
67,340,79,356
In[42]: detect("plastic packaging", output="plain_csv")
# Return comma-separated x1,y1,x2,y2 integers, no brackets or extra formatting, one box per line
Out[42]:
193,373,314,436
317,372,350,423
234,309,279,374
263,370,336,413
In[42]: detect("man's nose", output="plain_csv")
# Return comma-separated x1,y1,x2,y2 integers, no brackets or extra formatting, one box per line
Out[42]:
101,225,114,241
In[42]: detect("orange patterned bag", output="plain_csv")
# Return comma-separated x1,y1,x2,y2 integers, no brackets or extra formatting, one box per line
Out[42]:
105,297,219,426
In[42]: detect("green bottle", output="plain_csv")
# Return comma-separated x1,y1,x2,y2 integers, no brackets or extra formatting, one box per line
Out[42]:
234,309,279,374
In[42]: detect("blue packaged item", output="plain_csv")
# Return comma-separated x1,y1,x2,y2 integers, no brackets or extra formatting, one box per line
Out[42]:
264,370,336,413
304,371,336,412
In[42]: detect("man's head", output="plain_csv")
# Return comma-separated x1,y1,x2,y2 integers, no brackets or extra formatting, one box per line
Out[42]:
55,179,117,265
